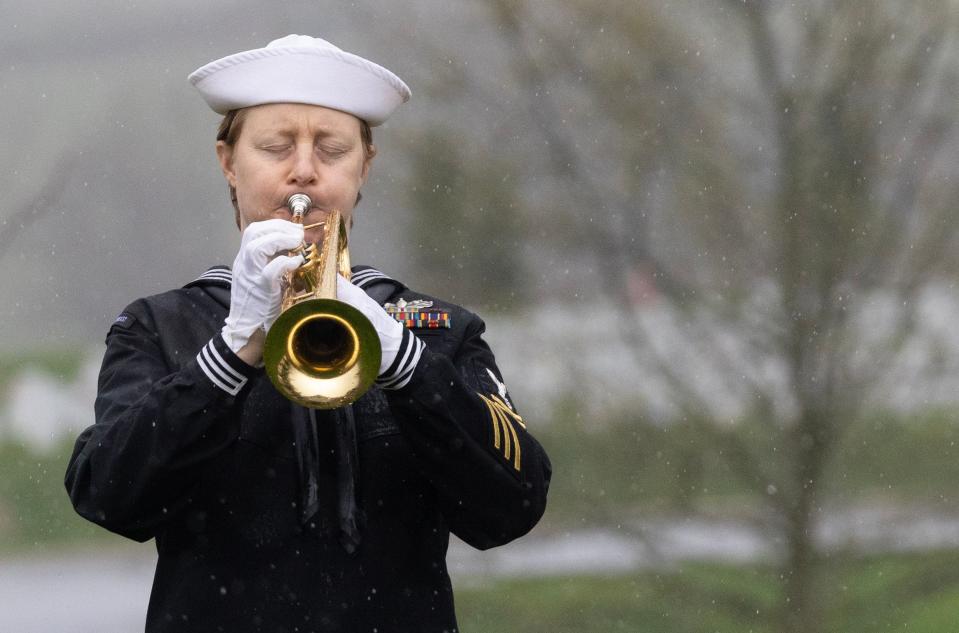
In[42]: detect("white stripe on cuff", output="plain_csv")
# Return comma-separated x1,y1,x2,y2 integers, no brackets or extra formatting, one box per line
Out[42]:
380,361,417,390
197,339,248,395
378,332,424,390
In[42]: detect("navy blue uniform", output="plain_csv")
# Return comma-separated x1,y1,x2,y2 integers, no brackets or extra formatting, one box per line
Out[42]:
65,266,551,633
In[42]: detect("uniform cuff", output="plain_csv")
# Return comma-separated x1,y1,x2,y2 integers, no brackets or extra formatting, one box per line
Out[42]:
196,334,258,396
376,328,425,390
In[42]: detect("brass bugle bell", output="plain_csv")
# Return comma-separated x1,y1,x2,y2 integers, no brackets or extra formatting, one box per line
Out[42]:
263,193,382,409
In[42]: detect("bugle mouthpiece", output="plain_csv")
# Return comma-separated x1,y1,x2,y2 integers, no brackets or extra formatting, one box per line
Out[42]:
287,193,313,222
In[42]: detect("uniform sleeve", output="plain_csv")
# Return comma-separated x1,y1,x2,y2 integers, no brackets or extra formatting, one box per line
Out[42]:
64,306,258,542
385,314,552,550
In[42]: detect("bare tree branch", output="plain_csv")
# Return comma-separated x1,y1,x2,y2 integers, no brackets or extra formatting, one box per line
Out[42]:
0,155,79,260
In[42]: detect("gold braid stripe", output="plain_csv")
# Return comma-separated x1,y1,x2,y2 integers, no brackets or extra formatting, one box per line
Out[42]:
477,394,525,470
488,398,511,460
479,393,521,470
497,407,512,461
490,394,526,429
483,396,502,450
503,412,521,471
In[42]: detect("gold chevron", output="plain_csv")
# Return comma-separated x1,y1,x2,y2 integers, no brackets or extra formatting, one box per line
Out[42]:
497,407,512,461
477,394,526,470
502,412,521,471
479,393,521,471
483,397,502,450
490,394,526,429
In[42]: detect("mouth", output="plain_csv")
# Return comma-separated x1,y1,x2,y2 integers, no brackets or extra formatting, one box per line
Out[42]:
276,200,330,221
285,192,312,213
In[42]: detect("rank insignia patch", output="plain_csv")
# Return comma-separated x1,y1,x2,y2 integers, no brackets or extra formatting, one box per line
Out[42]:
111,312,136,329
478,393,526,471
383,298,451,329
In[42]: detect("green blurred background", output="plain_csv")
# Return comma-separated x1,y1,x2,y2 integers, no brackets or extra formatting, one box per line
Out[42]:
4,1,959,631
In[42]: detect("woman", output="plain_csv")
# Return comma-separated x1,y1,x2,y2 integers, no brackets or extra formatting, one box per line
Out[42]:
65,34,551,633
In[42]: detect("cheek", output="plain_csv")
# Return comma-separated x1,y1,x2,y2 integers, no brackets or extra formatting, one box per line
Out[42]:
341,160,370,196
318,170,361,207
233,166,274,207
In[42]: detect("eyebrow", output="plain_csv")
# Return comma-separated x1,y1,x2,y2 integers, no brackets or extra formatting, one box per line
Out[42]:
253,127,357,147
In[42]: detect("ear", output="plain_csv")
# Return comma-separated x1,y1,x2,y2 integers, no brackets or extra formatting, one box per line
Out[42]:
359,148,374,187
216,140,237,187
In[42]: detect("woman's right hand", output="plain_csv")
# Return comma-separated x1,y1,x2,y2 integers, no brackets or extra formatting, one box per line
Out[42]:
221,219,305,364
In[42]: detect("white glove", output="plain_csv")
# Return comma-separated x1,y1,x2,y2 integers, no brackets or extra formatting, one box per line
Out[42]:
221,219,305,353
336,275,425,389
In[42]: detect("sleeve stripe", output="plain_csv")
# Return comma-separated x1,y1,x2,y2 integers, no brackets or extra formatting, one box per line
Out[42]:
204,341,245,383
378,361,415,389
381,328,411,378
376,330,424,390
382,357,418,390
197,339,248,395
392,335,417,374
198,349,238,394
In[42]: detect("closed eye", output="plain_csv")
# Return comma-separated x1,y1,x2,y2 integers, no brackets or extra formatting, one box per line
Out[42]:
317,145,349,158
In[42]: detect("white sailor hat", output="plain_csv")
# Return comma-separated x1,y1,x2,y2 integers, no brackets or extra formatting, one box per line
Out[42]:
188,34,411,126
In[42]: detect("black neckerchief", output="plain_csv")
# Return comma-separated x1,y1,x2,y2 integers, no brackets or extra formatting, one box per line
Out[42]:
293,404,363,553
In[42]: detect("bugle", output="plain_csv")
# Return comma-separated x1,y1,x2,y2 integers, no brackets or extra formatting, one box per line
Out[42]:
263,193,381,409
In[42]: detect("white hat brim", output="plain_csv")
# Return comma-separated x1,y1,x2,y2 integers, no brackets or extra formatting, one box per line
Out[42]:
189,45,411,126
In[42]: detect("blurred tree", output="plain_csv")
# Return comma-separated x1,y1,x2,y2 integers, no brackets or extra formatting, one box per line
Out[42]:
405,129,526,310
472,0,959,631
0,155,78,260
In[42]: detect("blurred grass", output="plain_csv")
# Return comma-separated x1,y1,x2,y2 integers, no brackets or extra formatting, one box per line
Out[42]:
3,403,959,550
829,408,959,504
455,550,959,633
0,347,87,390
536,402,959,528
0,438,110,551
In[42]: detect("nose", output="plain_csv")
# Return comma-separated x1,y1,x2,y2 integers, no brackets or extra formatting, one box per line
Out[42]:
287,144,318,186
